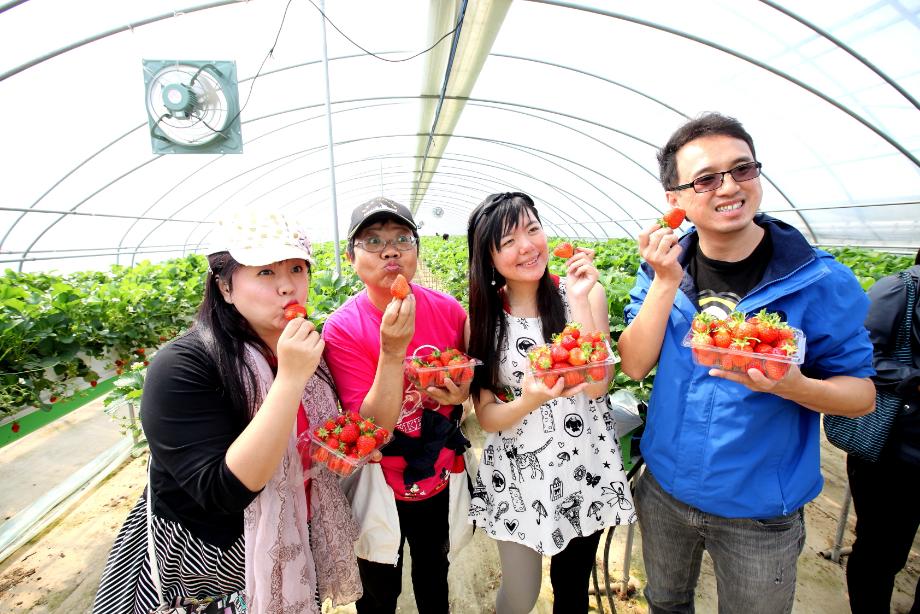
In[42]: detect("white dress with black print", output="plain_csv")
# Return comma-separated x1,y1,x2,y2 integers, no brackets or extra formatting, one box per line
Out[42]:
468,280,636,556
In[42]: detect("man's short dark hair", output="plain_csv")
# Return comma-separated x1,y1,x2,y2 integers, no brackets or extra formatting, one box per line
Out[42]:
657,113,757,190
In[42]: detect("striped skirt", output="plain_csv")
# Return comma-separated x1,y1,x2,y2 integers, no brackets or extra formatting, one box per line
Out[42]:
92,491,245,614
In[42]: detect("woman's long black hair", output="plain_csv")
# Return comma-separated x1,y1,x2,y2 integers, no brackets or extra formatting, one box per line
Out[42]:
193,252,336,424
466,192,566,397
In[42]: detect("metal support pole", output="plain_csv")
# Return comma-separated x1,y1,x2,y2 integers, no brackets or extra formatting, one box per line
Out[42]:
620,522,635,597
831,485,852,563
319,0,342,277
127,402,140,447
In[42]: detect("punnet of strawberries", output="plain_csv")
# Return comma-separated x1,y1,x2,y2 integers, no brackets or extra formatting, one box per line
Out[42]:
682,309,806,380
301,411,391,477
527,323,618,389
404,346,482,389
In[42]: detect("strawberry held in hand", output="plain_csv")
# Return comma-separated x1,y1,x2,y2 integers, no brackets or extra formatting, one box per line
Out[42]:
552,242,574,259
283,303,307,321
658,206,686,229
390,273,411,300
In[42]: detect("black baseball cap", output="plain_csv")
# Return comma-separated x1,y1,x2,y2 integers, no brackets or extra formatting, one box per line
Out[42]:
347,197,418,239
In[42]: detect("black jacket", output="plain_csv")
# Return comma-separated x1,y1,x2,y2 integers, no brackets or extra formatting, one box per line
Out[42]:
865,264,920,465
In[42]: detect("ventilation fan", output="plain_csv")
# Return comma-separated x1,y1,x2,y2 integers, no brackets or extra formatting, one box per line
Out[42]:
142,60,243,154
432,206,444,218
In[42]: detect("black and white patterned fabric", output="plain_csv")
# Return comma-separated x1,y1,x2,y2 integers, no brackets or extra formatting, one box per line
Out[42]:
92,492,245,614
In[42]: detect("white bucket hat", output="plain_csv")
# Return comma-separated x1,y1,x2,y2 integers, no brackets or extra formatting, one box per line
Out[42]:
208,209,314,266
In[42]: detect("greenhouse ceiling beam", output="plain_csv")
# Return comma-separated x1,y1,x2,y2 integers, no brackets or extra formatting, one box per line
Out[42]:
0,0,28,15
757,0,919,111
524,0,919,170
0,0,247,82
411,0,512,212
0,206,204,223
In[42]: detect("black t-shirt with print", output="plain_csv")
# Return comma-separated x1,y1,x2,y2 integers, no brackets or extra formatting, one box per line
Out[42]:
689,227,772,320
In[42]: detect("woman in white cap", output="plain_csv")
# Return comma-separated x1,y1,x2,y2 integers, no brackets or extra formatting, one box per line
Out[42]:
93,211,362,613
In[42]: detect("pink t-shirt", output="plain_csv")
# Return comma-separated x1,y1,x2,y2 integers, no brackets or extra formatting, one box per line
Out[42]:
322,283,468,501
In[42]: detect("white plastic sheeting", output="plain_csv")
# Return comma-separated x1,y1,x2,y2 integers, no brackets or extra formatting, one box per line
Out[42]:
0,0,917,272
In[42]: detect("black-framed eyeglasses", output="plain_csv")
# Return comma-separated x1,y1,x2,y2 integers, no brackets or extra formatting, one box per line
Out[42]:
353,234,417,253
670,161,762,193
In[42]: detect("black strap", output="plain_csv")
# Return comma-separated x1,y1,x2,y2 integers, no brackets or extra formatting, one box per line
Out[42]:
893,271,916,366
383,405,470,487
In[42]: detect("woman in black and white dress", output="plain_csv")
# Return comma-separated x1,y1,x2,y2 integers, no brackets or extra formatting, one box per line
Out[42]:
465,192,635,614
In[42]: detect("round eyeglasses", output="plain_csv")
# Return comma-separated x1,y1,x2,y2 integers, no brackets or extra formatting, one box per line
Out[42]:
353,234,417,253
670,161,762,193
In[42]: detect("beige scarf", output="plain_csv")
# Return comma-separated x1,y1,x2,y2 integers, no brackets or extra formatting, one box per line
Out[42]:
242,346,362,613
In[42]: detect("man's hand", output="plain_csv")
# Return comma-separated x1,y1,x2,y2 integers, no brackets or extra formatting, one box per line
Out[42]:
380,294,415,357
638,223,683,285
708,363,803,395
423,375,471,406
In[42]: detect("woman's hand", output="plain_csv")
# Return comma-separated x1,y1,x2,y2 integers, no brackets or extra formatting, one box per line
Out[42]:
563,247,599,300
520,371,587,410
276,317,324,385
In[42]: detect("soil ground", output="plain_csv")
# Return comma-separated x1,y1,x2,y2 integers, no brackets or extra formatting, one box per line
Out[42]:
0,399,917,614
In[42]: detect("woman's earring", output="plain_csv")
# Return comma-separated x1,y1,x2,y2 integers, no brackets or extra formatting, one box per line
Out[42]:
490,267,496,286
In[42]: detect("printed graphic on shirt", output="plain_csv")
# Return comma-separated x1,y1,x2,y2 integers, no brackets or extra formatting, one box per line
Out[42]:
697,290,741,321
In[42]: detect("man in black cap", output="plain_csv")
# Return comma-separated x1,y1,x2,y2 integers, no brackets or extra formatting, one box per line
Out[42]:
322,197,473,614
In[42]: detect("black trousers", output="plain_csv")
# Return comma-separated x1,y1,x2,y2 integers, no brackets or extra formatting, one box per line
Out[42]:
550,530,604,614
846,452,920,614
356,487,450,614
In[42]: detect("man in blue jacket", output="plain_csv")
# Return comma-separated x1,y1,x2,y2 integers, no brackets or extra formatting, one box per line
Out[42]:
618,112,876,614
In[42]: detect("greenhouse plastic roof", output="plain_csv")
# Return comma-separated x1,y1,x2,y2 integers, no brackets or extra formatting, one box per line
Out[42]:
1,0,918,272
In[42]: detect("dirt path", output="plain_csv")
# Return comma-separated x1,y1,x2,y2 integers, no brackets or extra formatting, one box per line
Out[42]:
1,415,918,613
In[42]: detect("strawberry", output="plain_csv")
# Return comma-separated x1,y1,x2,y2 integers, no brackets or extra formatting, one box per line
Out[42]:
553,242,574,259
115,368,123,375
314,426,329,439
50,395,58,403
348,411,363,423
690,331,715,366
561,323,581,340
530,350,552,371
550,343,570,363
11,422,20,433
90,380,98,387
283,303,307,321
568,346,588,366
559,333,579,351
589,347,609,363
711,327,732,349
390,274,411,300
355,435,377,457
313,446,330,462
375,426,390,442
658,206,686,229
325,436,340,451
563,369,585,387
691,313,714,334
765,348,791,380
541,372,560,387
135,348,145,356
746,359,766,375
338,422,360,444
587,364,607,382
324,418,337,431
447,355,469,381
